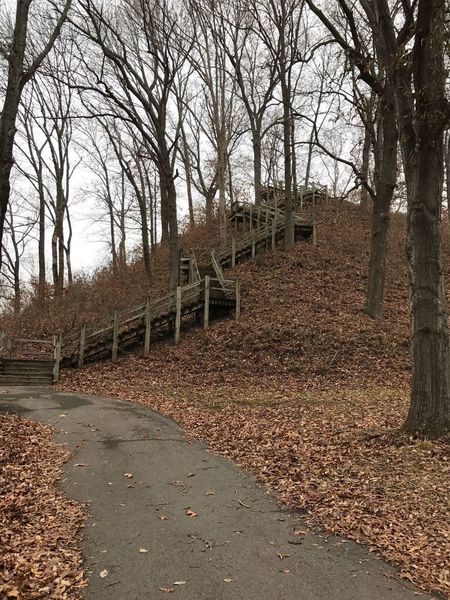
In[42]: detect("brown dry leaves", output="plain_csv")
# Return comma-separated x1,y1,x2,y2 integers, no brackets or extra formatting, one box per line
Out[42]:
0,413,85,599
58,205,450,598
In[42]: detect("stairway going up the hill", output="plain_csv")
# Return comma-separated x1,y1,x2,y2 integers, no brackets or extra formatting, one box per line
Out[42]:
0,334,57,386
213,198,315,269
2,184,321,381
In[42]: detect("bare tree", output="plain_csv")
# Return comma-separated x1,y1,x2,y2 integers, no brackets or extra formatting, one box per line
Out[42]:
1,196,35,313
307,0,450,436
73,0,189,289
0,0,71,267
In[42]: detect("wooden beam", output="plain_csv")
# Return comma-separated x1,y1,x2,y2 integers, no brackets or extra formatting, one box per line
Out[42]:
53,334,62,382
203,275,210,329
175,287,182,345
235,279,241,320
144,297,151,356
112,312,119,362
78,324,86,369
231,237,236,268
271,220,276,249
251,235,256,259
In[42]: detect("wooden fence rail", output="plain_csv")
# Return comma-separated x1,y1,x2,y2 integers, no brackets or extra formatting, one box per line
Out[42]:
60,276,238,367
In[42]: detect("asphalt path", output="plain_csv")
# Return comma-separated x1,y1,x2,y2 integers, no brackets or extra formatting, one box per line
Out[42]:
0,386,437,600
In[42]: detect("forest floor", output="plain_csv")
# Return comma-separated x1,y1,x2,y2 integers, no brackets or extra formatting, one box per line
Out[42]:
0,410,85,599
57,204,450,599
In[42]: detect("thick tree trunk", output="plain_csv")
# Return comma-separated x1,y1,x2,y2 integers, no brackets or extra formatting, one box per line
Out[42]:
444,133,450,222
364,96,397,319
404,143,450,436
360,127,371,211
137,195,151,280
217,135,227,246
160,183,169,243
282,89,294,245
167,178,179,291
364,193,390,319
159,145,178,290
401,0,450,437
0,1,32,267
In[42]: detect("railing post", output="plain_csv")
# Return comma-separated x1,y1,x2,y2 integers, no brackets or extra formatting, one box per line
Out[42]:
78,325,86,369
175,287,182,345
251,234,256,259
112,312,119,362
53,334,62,382
203,275,210,330
264,211,269,249
312,220,317,246
271,220,276,250
235,279,241,321
144,297,151,356
300,186,304,211
231,237,236,268
249,205,253,233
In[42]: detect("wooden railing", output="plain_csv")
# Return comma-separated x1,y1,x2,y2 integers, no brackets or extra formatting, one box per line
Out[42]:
0,332,55,361
0,331,61,382
60,276,240,368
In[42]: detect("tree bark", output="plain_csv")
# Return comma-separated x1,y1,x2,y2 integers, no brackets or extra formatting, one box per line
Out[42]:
360,127,371,211
364,94,397,319
0,0,32,266
399,0,450,436
253,135,263,207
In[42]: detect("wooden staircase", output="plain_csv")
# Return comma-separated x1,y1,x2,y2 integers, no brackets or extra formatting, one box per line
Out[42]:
0,334,57,386
60,275,238,368
215,199,315,269
2,186,320,379
0,359,54,386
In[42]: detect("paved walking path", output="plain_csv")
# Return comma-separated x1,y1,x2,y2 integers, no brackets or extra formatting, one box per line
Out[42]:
0,387,436,600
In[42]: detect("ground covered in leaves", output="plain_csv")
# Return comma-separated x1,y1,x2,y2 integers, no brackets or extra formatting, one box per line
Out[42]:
0,413,85,599
59,204,449,598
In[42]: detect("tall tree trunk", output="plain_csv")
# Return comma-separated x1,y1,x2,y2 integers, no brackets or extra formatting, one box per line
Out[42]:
253,130,262,206
400,0,450,436
0,0,32,266
138,195,151,280
181,126,195,226
13,262,21,315
38,183,46,300
360,127,371,211
160,183,169,242
167,177,179,290
279,13,294,246
65,206,73,285
444,132,450,223
364,192,390,319
364,96,397,319
160,145,178,290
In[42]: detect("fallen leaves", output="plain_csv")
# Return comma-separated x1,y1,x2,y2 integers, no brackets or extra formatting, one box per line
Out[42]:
99,569,108,579
138,548,150,554
57,205,450,598
0,413,85,599
185,509,198,518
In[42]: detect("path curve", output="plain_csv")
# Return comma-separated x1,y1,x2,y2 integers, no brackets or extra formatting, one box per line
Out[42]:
0,386,437,600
